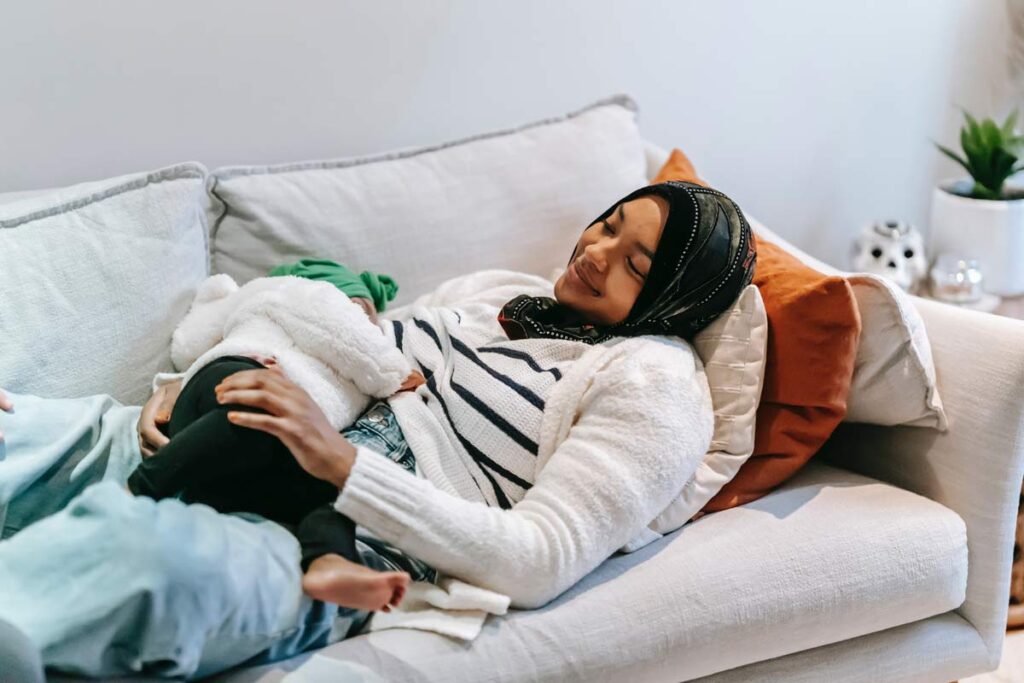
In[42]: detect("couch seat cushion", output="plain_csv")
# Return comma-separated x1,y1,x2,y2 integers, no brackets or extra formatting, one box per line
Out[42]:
218,461,967,683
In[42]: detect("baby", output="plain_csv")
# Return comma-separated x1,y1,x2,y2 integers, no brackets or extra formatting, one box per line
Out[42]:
128,260,418,614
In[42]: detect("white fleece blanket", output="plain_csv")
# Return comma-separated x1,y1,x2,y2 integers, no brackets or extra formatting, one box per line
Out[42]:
171,275,507,640
170,274,411,430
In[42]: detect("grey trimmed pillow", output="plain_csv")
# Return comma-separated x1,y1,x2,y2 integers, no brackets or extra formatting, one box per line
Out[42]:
0,163,209,404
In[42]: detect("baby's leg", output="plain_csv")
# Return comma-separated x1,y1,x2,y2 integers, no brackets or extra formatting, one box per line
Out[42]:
297,505,409,611
126,356,283,502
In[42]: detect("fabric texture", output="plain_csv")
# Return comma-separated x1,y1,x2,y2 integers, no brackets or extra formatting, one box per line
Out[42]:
0,163,209,405
170,274,411,430
651,147,708,186
651,149,862,513
263,461,967,683
268,258,399,313
0,389,472,678
842,273,948,429
816,294,1024,665
648,284,768,532
207,96,647,306
497,180,757,344
126,356,356,571
739,212,948,430
378,270,589,512
334,268,715,608
692,612,988,683
702,239,861,512
366,575,510,642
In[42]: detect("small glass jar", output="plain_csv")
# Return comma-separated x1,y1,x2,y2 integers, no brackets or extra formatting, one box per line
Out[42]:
928,252,986,303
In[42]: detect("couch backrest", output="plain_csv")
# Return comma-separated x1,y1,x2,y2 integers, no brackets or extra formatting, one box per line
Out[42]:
0,97,649,402
206,96,647,305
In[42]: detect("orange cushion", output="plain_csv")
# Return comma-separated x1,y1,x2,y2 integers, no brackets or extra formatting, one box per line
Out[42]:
652,149,862,513
651,148,708,187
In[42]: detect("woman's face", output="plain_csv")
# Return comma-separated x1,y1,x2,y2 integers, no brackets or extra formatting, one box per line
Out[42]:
554,195,668,325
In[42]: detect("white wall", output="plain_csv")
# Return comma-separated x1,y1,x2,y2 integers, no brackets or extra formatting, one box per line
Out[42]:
0,0,1015,267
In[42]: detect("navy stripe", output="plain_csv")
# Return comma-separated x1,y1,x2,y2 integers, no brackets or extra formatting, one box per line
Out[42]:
391,320,404,351
413,318,443,351
450,337,545,411
449,379,539,455
422,373,532,494
478,346,563,380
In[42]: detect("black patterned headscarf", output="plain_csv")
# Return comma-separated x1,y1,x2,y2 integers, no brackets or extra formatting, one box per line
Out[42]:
498,181,757,344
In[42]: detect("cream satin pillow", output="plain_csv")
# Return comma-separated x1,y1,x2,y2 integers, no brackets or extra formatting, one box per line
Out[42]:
648,284,769,534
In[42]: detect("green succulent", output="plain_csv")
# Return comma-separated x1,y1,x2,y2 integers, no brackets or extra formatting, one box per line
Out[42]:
935,109,1024,200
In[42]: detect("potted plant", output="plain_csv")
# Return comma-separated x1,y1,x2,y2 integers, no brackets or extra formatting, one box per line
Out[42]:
930,109,1024,296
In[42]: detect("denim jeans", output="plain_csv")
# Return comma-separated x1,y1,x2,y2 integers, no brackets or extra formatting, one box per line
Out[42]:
0,391,432,680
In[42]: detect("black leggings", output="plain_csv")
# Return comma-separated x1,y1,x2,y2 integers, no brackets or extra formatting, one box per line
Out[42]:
127,356,359,571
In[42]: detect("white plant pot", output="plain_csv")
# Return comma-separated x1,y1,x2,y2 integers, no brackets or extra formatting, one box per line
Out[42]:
929,179,1024,296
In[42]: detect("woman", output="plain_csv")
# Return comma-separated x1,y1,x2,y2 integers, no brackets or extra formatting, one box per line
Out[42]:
0,180,755,680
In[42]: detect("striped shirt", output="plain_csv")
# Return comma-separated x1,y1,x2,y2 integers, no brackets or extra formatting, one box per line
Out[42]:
380,297,590,509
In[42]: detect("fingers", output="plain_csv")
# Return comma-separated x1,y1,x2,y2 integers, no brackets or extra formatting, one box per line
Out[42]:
215,368,290,394
140,423,170,450
0,388,12,413
139,438,157,459
226,411,293,442
215,388,289,416
157,389,179,424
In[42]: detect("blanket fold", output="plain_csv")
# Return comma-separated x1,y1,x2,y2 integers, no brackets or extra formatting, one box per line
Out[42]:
366,575,511,641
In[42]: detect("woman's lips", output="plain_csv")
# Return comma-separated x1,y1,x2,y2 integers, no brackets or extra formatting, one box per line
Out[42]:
569,261,599,295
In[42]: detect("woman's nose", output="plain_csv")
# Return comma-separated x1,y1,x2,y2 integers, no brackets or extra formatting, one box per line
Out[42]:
583,242,608,271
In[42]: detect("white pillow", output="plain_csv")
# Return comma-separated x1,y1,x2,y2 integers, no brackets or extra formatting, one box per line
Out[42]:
843,273,947,430
208,95,648,305
748,217,947,431
0,163,210,405
648,284,769,534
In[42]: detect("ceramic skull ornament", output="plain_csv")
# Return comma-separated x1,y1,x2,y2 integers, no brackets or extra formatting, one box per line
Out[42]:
851,220,928,292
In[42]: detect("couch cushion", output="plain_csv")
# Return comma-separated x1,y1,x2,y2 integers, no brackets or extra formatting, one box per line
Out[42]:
0,164,209,405
748,217,947,431
208,96,647,305
215,461,967,683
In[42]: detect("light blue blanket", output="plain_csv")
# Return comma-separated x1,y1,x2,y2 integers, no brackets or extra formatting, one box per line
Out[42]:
0,391,374,680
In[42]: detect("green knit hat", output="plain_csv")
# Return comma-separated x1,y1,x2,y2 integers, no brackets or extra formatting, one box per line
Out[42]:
268,258,399,312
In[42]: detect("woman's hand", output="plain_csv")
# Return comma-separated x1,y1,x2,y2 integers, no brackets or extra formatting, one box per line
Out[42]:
138,380,182,458
215,366,357,489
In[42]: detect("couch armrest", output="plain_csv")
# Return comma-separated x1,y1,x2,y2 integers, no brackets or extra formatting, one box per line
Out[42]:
819,295,1024,666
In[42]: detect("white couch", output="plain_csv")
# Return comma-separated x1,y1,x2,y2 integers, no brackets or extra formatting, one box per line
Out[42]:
7,99,1022,682
204,145,1024,683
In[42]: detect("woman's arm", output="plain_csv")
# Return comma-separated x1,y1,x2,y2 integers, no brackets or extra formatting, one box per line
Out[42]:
218,346,713,609
334,349,713,608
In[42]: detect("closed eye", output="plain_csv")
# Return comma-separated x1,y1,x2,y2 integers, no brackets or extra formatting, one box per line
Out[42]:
602,220,615,235
628,258,647,280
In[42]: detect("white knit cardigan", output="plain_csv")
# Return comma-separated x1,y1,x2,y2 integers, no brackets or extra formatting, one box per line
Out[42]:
335,275,715,610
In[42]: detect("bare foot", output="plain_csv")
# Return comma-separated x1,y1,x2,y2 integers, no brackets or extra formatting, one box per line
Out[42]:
303,554,410,612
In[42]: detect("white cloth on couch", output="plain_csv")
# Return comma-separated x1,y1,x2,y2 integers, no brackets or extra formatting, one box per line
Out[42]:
169,273,412,430
365,575,510,641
